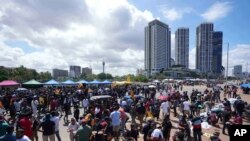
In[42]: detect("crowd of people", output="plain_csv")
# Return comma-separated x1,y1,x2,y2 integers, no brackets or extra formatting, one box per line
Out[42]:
0,81,249,141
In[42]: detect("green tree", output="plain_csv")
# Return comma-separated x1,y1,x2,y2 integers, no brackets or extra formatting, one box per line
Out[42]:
85,74,97,81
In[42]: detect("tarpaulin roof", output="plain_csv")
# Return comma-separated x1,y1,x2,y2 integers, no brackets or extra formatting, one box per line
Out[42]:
0,80,20,86
101,80,112,84
44,79,60,85
77,80,89,84
62,80,76,85
23,79,42,85
240,83,250,88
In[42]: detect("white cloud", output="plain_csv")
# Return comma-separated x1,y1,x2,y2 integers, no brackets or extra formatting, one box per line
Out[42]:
201,1,232,21
171,34,175,59
222,44,250,76
189,47,196,69
161,6,194,21
0,0,155,76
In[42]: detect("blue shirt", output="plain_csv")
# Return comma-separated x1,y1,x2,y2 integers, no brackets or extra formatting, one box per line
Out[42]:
110,111,121,126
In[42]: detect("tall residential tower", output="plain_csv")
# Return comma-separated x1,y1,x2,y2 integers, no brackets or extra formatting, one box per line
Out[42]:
212,31,223,75
196,23,214,73
145,19,171,76
175,28,189,68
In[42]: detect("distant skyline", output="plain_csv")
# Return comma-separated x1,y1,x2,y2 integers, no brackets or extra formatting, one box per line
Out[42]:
0,0,249,76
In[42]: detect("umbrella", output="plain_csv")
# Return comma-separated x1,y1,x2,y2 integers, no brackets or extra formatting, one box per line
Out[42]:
148,85,156,88
16,88,28,91
158,95,168,101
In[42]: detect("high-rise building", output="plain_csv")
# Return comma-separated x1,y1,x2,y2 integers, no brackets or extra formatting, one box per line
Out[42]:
69,66,81,78
175,28,189,68
196,23,214,73
145,19,171,76
212,31,223,75
52,69,68,79
233,65,243,78
136,69,145,76
82,67,92,75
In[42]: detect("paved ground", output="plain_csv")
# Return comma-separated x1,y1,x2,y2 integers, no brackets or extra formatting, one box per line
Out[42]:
35,84,250,141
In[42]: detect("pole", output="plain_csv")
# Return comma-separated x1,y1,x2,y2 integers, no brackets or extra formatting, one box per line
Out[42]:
226,43,229,92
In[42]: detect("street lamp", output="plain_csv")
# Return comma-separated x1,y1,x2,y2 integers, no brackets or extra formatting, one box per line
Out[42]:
225,42,229,92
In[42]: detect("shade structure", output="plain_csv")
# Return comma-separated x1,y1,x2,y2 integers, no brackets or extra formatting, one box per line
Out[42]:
0,80,20,86
89,79,101,84
102,80,112,84
240,83,250,88
23,79,42,85
77,80,89,84
62,80,76,85
16,88,28,91
44,79,60,85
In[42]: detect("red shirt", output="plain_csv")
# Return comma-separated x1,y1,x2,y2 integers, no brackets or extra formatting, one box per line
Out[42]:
19,117,33,138
50,100,58,110
234,116,243,125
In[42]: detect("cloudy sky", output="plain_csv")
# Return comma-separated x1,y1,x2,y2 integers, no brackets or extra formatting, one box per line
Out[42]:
0,0,249,76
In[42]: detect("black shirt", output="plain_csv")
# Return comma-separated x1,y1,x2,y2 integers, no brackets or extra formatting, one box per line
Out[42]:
40,119,55,136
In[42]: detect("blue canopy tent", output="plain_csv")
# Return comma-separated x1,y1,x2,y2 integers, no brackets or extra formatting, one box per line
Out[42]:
77,80,89,84
102,80,112,84
89,79,101,84
62,80,76,85
44,79,60,85
240,83,250,88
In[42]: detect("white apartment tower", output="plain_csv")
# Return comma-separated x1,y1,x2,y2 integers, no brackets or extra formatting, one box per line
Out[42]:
196,23,214,73
175,28,189,68
145,19,171,76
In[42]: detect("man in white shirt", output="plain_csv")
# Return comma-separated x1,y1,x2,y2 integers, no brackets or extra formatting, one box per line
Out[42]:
183,100,191,116
160,100,170,119
151,126,164,140
82,98,89,113
51,111,61,141
31,97,39,117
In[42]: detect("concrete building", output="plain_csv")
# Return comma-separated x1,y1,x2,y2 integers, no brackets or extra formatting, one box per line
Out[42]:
136,69,145,76
145,19,171,76
52,69,68,79
233,65,243,78
171,58,175,67
196,23,214,73
175,28,189,68
82,67,92,75
69,66,81,78
212,31,223,75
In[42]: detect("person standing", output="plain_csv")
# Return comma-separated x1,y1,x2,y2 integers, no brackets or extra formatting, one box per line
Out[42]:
18,114,33,140
110,106,121,140
31,97,39,117
82,98,89,114
160,100,170,119
50,111,61,141
39,113,55,141
191,115,202,141
74,119,92,141
0,115,9,137
222,109,231,135
67,118,79,141
162,115,172,141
